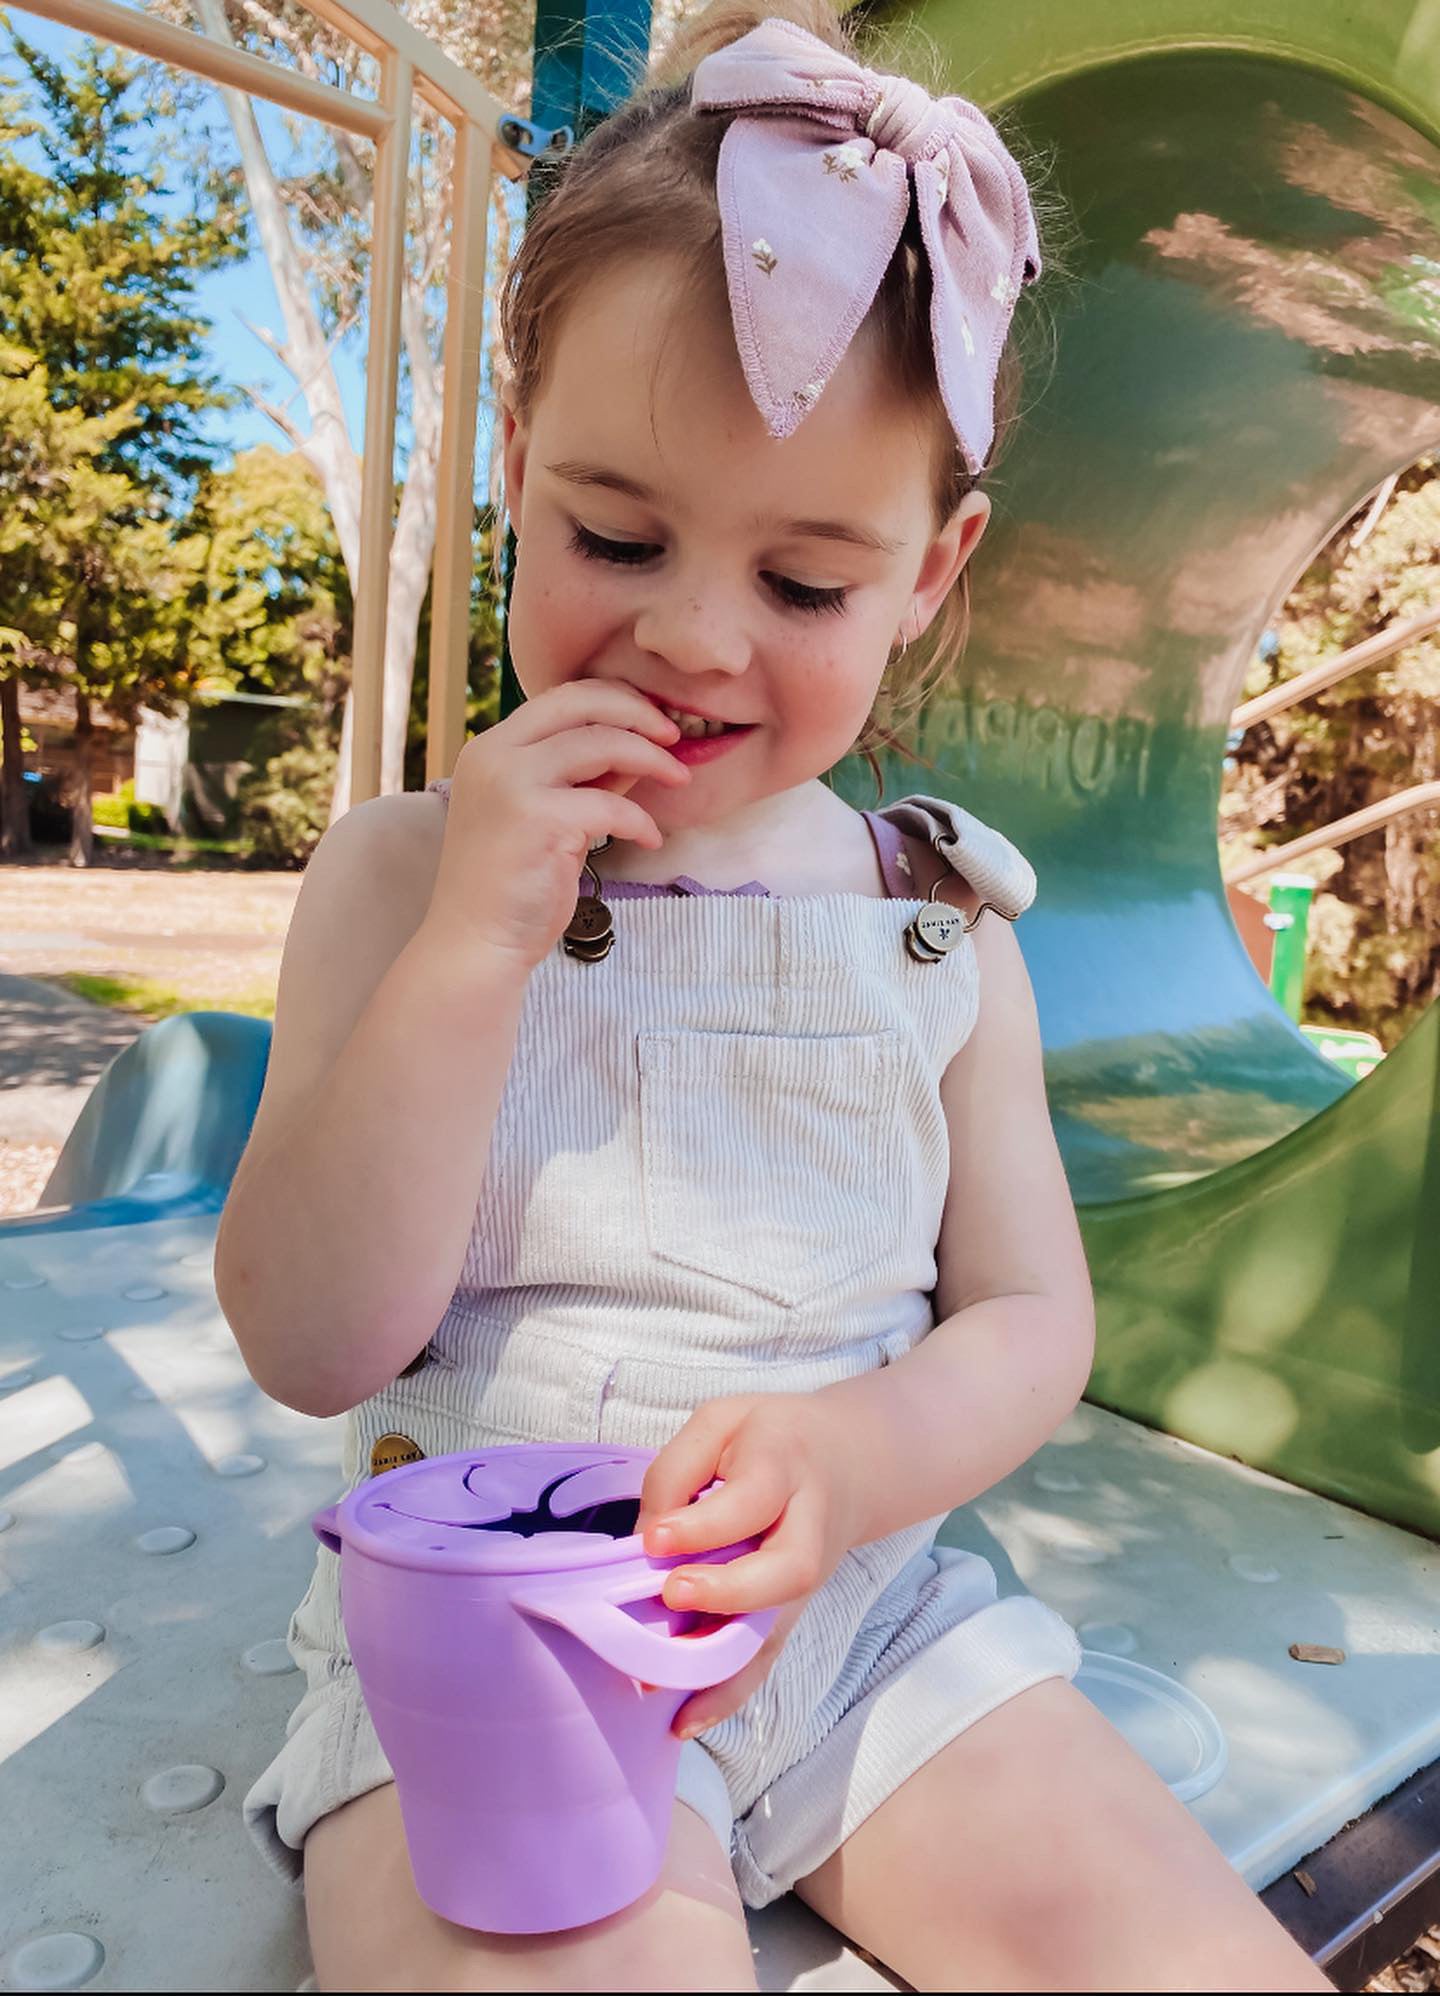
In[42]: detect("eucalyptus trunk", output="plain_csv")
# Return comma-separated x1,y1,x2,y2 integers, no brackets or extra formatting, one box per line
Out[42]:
0,674,33,859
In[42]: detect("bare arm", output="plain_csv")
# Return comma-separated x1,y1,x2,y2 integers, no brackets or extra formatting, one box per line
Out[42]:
214,679,688,1419
817,910,1095,1540
214,793,530,1416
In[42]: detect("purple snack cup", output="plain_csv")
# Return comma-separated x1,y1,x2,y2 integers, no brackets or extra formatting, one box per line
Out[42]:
313,1443,775,1933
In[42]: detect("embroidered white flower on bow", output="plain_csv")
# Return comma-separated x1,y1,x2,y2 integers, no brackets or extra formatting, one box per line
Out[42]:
822,142,866,181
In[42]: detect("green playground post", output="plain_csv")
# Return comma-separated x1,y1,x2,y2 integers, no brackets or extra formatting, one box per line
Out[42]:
1267,874,1315,1023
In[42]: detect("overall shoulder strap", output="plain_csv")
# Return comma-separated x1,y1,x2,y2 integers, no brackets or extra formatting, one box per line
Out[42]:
873,793,1038,922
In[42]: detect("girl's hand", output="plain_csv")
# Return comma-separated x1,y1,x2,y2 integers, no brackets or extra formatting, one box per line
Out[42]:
423,680,691,971
635,1393,864,1738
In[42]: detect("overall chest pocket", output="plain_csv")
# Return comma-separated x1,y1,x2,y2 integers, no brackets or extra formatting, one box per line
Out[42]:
635,1027,905,1310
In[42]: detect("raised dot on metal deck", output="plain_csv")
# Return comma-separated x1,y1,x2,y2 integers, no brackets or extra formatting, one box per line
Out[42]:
1050,1538,1109,1565
1079,1622,1138,1656
1229,1553,1280,1583
136,1526,196,1556
0,1371,35,1393
56,1326,105,1343
51,1441,106,1467
2,1274,48,1291
215,1452,266,1478
122,1283,167,1302
242,1638,297,1676
4,1931,105,1991
140,1763,225,1814
36,1620,106,1653
1034,1464,1082,1493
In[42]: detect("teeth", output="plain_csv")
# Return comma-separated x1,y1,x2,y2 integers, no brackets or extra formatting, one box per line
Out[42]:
662,705,731,739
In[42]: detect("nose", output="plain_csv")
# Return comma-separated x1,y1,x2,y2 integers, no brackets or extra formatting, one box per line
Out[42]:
632,572,751,679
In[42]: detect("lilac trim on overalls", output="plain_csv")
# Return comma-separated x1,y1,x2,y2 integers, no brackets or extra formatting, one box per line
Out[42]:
599,810,912,899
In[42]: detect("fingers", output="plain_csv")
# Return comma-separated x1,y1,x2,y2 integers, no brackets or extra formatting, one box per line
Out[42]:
662,1494,826,1617
637,1403,736,1537
645,1462,788,1559
540,723,691,791
671,1603,803,1738
550,786,669,853
506,678,681,750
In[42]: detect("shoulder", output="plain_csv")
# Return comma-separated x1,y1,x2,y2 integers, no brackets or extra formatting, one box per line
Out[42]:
878,791,1037,922
299,788,447,915
275,789,448,1016
242,791,449,1159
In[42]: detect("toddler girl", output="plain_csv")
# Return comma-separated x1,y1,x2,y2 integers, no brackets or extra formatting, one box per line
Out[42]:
221,5,1333,1988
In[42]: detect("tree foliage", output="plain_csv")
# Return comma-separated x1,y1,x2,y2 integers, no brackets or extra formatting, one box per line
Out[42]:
152,0,535,811
2,24,243,490
0,24,244,859
1221,456,1440,1048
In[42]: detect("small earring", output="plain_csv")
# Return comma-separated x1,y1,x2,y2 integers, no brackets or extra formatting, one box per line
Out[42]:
888,630,910,667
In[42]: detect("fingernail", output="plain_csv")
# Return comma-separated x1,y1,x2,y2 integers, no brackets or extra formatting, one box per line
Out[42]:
677,1717,708,1740
649,1524,674,1553
667,1575,698,1605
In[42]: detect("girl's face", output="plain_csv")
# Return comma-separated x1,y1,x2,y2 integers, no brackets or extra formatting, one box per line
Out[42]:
502,257,988,832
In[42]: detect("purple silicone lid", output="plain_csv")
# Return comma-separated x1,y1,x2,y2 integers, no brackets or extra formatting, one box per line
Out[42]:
325,1444,662,1576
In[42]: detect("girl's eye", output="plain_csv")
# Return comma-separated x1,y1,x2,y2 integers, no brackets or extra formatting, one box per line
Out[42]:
764,572,850,616
569,523,848,616
570,522,660,566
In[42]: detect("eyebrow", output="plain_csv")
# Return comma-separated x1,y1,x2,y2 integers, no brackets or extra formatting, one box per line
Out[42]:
546,459,904,556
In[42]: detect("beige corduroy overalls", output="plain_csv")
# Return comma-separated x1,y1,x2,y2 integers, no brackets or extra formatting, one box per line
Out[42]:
243,787,1082,1908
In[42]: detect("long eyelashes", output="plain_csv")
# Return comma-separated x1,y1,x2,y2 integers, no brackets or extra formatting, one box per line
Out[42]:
568,522,850,618
570,523,656,566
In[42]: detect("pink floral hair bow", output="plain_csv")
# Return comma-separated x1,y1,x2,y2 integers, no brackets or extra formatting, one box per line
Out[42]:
690,18,1042,475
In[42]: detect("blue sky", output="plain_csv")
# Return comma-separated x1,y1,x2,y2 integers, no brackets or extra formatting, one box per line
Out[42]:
7,8,381,465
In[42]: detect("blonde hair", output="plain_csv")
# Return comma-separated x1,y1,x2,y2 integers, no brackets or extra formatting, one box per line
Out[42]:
501,0,1074,795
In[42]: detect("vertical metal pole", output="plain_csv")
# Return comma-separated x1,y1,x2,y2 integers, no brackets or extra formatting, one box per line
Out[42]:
498,0,653,723
351,51,413,804
1268,873,1316,1022
427,117,493,784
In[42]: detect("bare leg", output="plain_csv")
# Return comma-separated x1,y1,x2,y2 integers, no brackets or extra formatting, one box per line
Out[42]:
796,1677,1334,1994
305,1781,757,1994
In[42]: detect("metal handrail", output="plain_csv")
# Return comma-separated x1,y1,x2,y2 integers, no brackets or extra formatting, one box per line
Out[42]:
1225,781,1440,884
26,0,391,134
1232,605,1440,732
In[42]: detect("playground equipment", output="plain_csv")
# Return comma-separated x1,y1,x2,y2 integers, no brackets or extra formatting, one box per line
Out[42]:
5,0,1440,1988
844,0,1440,1550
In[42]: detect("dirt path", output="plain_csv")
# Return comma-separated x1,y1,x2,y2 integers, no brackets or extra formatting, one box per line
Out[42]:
0,856,300,1004
0,858,300,1214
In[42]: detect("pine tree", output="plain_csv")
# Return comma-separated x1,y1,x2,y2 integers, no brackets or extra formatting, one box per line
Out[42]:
0,26,241,859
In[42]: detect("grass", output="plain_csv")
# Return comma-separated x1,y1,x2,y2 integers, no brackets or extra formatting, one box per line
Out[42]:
93,825,254,862
52,972,276,1022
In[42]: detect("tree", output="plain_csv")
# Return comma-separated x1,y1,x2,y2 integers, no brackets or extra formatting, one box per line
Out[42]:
0,337,142,855
0,24,242,859
2,25,242,489
155,0,534,812
1222,456,1440,1047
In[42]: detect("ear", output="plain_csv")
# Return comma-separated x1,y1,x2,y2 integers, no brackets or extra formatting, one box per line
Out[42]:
500,396,530,534
905,492,990,640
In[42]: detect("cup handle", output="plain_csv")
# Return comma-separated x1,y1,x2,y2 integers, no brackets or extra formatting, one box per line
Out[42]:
312,1504,343,1556
511,1568,775,1691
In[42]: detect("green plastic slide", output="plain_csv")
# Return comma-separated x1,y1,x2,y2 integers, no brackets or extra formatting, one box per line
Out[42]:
845,0,1440,1538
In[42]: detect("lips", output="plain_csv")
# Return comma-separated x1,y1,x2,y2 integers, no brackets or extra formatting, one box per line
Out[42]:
640,689,749,734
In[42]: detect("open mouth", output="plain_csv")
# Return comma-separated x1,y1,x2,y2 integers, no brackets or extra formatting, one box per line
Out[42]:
656,705,749,740
666,725,756,764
